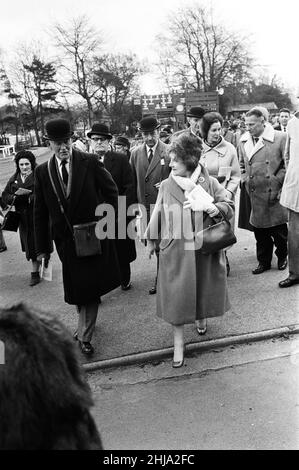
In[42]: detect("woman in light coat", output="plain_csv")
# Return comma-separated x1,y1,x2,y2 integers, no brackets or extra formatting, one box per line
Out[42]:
201,112,241,274
145,134,234,368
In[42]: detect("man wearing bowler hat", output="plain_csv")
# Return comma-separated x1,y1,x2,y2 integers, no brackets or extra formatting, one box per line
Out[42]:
87,122,137,290
130,116,171,294
34,118,120,356
173,106,206,140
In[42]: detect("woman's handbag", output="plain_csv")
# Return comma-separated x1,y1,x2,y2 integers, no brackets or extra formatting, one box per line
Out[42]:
1,197,20,232
197,208,236,255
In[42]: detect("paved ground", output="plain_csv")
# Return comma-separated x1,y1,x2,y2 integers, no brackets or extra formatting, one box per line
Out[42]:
0,147,298,365
89,336,299,450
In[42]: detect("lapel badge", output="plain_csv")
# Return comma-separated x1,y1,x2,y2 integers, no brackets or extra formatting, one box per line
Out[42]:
161,158,165,166
198,176,205,183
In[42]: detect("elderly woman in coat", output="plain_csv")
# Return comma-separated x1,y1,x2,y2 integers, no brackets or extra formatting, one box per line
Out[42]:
2,150,51,285
145,134,234,368
200,112,241,275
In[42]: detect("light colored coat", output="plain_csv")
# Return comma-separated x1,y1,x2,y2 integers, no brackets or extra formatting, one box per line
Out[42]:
238,125,288,228
280,114,299,212
145,166,234,325
201,137,241,196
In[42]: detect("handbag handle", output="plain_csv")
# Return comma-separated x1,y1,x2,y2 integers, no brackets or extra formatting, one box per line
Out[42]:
5,195,16,213
212,205,231,224
47,160,74,239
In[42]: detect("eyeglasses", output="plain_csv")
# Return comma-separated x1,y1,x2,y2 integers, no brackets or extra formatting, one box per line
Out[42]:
90,136,107,142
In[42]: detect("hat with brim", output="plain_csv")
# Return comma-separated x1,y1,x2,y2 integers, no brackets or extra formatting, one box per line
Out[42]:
86,122,112,140
186,106,206,119
44,118,74,141
114,136,130,147
138,116,160,132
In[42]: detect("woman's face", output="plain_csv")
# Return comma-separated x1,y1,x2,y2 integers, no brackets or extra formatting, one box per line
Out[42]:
18,158,32,175
169,151,189,177
207,121,222,144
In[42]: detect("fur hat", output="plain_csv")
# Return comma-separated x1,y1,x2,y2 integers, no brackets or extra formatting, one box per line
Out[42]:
114,136,130,147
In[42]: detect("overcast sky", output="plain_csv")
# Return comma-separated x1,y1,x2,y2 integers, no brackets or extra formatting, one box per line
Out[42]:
1,0,298,96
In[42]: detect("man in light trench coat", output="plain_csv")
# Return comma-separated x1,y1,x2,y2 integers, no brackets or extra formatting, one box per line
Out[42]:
238,107,288,274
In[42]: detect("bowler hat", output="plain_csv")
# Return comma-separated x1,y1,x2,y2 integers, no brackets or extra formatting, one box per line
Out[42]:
114,136,130,147
86,122,112,140
186,106,206,119
138,116,160,132
44,118,74,141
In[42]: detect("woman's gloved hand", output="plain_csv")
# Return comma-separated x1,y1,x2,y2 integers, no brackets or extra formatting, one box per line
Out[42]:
183,194,219,216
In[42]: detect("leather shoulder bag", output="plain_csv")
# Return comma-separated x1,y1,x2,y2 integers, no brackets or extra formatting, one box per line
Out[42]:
47,160,102,257
197,207,237,255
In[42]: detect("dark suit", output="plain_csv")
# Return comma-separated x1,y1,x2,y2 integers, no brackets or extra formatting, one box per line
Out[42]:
130,140,170,231
34,149,120,342
130,140,170,291
104,150,137,286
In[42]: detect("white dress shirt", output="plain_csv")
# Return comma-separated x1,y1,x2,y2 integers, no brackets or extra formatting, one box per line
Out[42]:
55,155,70,180
146,142,158,160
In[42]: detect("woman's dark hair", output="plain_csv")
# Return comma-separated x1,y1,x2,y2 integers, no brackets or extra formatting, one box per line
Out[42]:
14,150,36,173
169,134,202,172
201,112,224,140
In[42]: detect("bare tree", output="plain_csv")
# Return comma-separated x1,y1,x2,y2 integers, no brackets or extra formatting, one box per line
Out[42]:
53,15,102,125
8,43,60,146
156,4,253,92
92,53,144,131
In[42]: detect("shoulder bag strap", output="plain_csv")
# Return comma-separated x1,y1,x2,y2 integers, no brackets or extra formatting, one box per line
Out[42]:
5,195,16,213
47,159,74,238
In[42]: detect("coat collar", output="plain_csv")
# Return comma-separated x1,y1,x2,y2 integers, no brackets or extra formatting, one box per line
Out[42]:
202,136,227,156
240,123,275,143
168,164,210,204
240,123,275,161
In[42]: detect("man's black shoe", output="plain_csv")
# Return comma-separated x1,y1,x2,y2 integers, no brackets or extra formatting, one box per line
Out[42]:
149,286,157,295
277,258,288,270
278,277,299,288
79,341,94,355
252,264,271,275
121,282,132,291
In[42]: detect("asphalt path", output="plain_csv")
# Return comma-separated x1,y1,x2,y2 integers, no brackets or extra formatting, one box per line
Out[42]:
0,148,298,365
90,336,299,450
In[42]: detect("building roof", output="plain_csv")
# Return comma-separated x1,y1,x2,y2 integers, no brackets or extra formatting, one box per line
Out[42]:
227,102,278,113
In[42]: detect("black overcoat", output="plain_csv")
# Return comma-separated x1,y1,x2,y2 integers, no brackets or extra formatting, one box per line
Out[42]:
104,151,137,265
34,150,121,305
2,172,51,260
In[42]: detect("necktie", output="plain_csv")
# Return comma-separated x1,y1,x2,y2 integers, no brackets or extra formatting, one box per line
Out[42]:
254,137,259,145
148,148,153,164
61,160,69,186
